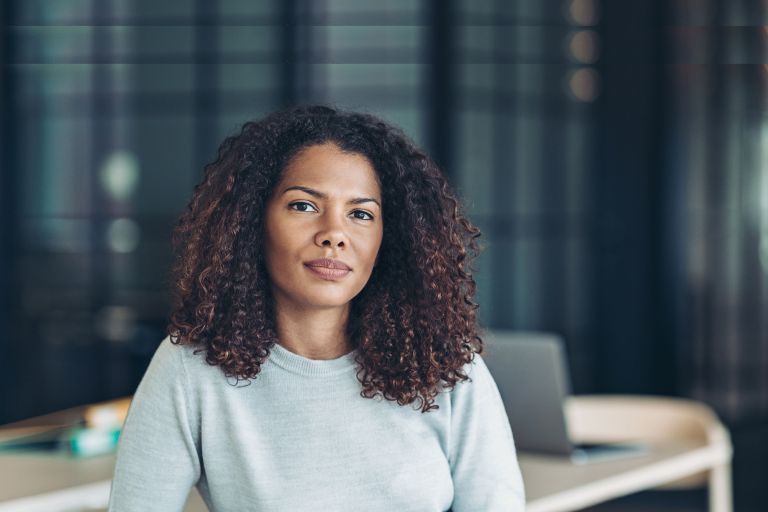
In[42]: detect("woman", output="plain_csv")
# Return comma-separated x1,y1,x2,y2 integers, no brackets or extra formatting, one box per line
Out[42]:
108,105,525,511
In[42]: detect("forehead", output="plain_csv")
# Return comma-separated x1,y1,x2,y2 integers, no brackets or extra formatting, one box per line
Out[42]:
280,143,381,196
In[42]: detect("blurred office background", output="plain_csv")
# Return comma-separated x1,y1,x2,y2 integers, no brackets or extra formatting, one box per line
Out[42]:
1,0,767,509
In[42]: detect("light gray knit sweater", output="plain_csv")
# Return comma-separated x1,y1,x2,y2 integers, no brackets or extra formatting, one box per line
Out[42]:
108,337,525,511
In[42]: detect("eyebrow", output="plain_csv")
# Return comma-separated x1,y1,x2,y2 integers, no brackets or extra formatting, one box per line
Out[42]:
280,185,381,208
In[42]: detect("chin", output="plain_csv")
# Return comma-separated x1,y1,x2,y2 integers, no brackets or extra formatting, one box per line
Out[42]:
300,292,356,309
304,301,354,310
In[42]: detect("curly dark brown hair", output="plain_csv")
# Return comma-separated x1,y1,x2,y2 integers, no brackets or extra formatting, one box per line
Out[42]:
168,104,484,412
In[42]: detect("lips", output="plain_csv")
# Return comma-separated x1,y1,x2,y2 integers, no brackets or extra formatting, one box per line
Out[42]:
305,258,351,270
304,258,352,281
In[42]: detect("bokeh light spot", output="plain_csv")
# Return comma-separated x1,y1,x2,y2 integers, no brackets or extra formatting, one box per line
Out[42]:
100,150,140,201
569,30,600,64
568,68,600,102
107,218,141,253
569,0,599,26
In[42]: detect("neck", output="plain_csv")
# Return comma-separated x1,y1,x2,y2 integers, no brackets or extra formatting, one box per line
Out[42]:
273,300,352,360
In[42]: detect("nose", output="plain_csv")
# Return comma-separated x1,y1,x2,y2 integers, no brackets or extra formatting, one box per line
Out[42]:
314,213,348,249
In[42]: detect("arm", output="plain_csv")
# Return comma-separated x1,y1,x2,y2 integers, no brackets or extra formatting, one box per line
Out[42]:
108,337,201,512
449,354,526,511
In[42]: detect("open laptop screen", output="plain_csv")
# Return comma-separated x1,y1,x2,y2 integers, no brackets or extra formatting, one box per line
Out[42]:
482,331,576,456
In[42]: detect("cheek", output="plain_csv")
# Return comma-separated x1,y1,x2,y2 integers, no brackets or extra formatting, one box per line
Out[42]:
263,220,289,272
264,211,292,252
365,232,384,266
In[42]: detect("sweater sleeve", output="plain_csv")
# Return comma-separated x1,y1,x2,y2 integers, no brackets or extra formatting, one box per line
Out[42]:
448,354,526,511
108,337,201,512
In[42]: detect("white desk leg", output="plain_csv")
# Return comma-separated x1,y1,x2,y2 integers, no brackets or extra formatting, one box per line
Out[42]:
708,463,732,512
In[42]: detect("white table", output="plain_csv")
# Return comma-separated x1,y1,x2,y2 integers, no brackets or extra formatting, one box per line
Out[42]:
0,438,731,512
521,441,732,512
0,451,206,511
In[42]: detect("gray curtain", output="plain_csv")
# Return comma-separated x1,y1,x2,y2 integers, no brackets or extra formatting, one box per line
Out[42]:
669,0,768,421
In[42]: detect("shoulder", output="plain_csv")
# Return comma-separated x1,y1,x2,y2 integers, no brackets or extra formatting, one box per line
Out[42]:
149,336,190,370
448,353,503,408
145,336,216,383
455,353,495,389
467,352,491,376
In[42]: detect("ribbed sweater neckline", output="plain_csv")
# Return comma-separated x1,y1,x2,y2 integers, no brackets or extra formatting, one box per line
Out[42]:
267,342,358,377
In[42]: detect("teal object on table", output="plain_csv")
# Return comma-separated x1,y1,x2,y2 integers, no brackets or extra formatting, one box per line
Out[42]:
65,426,122,457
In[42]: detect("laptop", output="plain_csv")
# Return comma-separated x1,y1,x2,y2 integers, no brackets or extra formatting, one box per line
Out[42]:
482,330,647,464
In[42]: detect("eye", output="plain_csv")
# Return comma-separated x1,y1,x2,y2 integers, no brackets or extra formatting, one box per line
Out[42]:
351,210,374,221
288,201,318,213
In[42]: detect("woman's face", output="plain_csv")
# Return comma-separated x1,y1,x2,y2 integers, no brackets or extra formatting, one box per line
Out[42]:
263,143,383,312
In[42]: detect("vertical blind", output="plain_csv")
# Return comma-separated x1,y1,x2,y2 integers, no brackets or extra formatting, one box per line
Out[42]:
669,0,768,421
